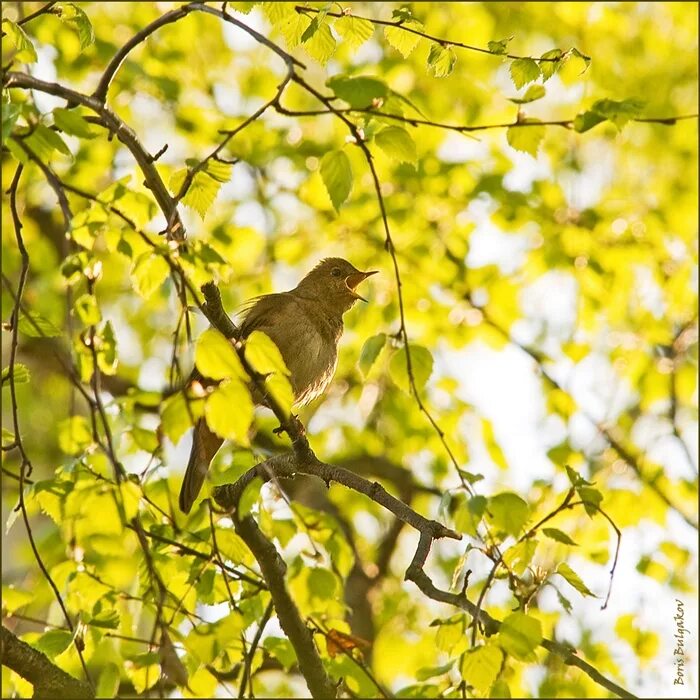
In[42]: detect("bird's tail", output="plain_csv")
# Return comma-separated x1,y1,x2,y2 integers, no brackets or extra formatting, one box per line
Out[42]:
178,418,224,514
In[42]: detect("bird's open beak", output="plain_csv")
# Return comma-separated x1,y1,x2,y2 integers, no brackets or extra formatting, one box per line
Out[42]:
345,270,378,302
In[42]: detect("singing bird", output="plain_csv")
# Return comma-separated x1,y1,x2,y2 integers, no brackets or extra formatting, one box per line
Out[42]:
178,258,377,514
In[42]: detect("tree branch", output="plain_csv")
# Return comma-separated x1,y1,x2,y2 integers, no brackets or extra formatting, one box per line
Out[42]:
293,5,589,62
4,72,185,241
234,514,336,698
1,625,94,699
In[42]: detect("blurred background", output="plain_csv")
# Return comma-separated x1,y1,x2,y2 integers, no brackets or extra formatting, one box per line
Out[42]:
2,2,697,697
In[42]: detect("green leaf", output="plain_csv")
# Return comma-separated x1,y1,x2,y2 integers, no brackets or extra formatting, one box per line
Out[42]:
1,363,30,387
375,126,417,164
129,426,159,453
490,679,512,698
263,3,297,26
239,476,263,517
555,587,573,613
487,492,529,536
488,37,512,55
498,612,542,662
263,637,297,672
264,372,294,416
578,486,603,516
53,107,95,138
169,161,233,219
97,320,118,375
160,391,204,444
565,465,593,488
279,12,311,49
320,150,353,212
542,527,578,546
244,330,290,376
90,608,121,630
2,585,34,613
385,20,423,57
427,43,456,78
2,102,21,144
416,660,454,681
195,328,247,380
508,84,546,104
130,252,169,299
461,645,503,694
558,47,591,85
74,293,101,326
120,480,141,521
359,333,387,376
454,494,487,537
572,111,604,133
481,417,508,469
58,3,95,50
304,21,336,65
2,19,38,63
539,48,563,81
308,567,337,600
327,75,388,108
57,416,93,455
205,379,254,444
18,311,62,337
556,562,598,597
506,119,545,157
96,663,121,699
389,344,433,393
509,58,541,89
502,538,538,575
24,124,72,159
34,630,73,659
589,97,646,130
335,14,374,49
300,8,327,42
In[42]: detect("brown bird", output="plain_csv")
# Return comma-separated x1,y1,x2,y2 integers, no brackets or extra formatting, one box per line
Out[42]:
178,258,377,514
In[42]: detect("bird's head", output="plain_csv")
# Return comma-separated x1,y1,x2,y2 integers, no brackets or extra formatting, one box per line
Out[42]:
295,258,378,313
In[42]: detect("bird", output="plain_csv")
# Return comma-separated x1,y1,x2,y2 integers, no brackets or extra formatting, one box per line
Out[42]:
178,257,377,514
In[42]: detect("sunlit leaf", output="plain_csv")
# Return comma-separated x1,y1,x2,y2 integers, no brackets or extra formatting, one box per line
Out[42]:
244,330,290,376
130,252,169,299
335,14,374,49
58,3,95,50
506,119,545,157
196,328,247,380
375,126,417,164
205,379,254,444
543,527,578,546
487,492,529,536
389,344,433,393
461,645,502,694
509,58,541,89
359,333,387,376
327,75,388,108
385,20,423,57
498,612,542,661
2,19,38,63
427,43,456,78
320,150,353,211
556,562,598,597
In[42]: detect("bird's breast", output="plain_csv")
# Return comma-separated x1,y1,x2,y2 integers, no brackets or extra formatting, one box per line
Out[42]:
265,313,340,407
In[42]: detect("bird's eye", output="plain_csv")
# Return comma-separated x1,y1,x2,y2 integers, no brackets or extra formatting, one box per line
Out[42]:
331,267,342,277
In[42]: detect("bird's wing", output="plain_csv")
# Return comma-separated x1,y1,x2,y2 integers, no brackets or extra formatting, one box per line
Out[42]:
238,292,298,339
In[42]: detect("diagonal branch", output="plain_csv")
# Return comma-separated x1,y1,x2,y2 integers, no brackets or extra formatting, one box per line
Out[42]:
293,5,588,62
4,71,185,241
1,625,94,699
